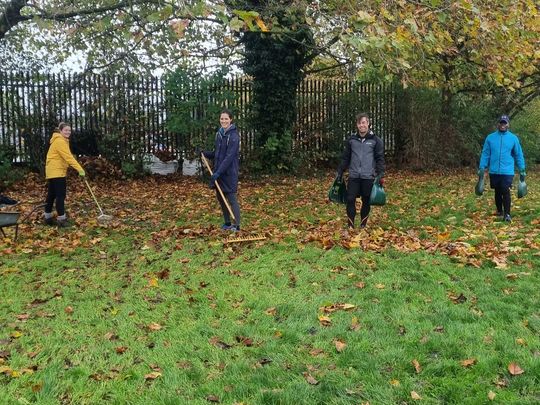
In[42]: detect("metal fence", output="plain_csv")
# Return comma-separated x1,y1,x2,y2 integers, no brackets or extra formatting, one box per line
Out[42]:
0,71,396,163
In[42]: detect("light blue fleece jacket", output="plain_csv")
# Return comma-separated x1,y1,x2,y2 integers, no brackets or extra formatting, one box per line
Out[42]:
479,130,525,175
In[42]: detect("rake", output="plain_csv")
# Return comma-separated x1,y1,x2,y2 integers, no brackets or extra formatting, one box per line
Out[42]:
200,153,236,223
84,179,113,222
223,234,267,244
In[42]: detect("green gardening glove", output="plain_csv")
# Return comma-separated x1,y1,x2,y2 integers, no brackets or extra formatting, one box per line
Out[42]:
519,169,526,182
477,168,484,177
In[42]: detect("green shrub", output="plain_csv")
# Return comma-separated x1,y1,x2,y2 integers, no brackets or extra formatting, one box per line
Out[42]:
512,98,540,165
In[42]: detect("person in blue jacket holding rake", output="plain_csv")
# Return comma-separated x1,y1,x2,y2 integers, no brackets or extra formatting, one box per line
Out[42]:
478,114,526,222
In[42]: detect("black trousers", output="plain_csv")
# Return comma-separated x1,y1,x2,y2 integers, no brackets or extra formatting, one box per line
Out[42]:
346,178,374,227
45,177,67,216
489,174,513,215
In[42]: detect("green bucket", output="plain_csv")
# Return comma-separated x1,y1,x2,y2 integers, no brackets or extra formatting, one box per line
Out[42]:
369,178,386,206
328,177,347,204
517,180,527,198
474,175,485,196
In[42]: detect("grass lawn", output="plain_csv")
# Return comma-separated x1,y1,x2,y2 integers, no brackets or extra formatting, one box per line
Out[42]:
1,169,539,404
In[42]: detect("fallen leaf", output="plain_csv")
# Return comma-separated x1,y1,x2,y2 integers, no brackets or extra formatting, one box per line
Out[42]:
235,336,253,346
115,346,128,354
64,306,74,314
334,339,347,353
318,315,332,327
460,358,477,367
515,338,526,346
209,336,232,350
375,283,385,289
411,391,422,400
508,362,524,375
303,372,319,385
206,395,220,402
148,322,162,331
144,371,162,380
488,390,496,400
309,348,325,357
390,379,400,386
412,359,421,373
355,281,366,289
265,307,276,316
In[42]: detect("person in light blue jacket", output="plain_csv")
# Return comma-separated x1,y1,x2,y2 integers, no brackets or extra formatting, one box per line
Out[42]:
478,115,526,222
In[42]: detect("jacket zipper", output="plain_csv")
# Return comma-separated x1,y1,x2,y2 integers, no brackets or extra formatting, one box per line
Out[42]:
498,133,503,174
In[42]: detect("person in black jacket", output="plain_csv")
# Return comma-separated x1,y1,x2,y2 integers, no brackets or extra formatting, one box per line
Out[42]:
337,113,385,229
203,109,241,231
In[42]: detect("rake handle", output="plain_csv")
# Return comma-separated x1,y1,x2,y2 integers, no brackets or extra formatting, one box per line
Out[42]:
200,153,236,223
84,179,105,216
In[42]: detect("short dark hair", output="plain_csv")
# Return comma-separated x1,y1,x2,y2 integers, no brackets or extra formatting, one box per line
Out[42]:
356,113,370,123
220,108,233,120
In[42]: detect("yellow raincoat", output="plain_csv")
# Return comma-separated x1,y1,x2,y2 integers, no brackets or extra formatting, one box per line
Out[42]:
45,132,84,179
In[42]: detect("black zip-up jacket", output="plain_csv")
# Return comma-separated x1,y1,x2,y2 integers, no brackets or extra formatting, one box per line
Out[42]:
338,131,385,179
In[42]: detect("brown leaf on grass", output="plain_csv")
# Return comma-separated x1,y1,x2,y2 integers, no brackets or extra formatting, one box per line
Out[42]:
209,336,232,350
309,348,325,357
235,336,254,346
318,315,332,327
460,358,477,367
411,391,422,400
390,379,400,386
334,339,347,353
32,382,43,392
144,371,162,380
320,303,356,313
148,322,162,331
64,306,74,314
508,362,524,375
265,307,277,316
303,372,319,385
206,395,220,402
488,390,496,400
515,338,526,346
412,359,421,373
16,313,30,321
115,346,128,354
448,292,467,304
433,325,444,333
355,281,366,289
104,332,119,341
256,357,272,367
0,351,9,360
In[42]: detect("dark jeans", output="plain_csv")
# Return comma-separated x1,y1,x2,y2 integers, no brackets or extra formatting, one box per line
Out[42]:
489,174,513,215
346,178,374,227
216,190,241,227
45,177,67,216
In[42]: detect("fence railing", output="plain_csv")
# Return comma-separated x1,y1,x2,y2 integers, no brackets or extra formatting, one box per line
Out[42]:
0,71,396,163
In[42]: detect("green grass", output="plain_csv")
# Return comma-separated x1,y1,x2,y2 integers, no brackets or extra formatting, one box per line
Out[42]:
1,170,539,404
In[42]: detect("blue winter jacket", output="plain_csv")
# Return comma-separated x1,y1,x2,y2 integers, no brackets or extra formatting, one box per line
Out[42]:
204,124,240,193
479,130,525,175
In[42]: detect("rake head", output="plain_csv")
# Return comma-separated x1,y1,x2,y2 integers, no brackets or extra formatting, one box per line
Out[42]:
97,213,113,222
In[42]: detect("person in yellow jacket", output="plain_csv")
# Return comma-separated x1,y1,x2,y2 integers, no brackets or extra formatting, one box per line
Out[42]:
44,122,85,227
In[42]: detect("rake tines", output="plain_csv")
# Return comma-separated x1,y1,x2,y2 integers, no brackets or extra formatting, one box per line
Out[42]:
223,234,267,244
